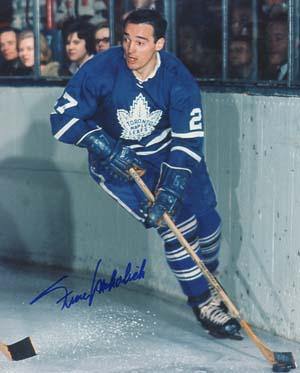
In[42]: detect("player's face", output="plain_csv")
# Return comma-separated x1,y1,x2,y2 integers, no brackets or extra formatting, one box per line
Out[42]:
123,22,165,79
0,31,18,61
19,37,34,67
66,32,89,65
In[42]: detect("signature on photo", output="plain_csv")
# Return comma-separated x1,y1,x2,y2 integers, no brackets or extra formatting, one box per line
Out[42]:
29,258,146,310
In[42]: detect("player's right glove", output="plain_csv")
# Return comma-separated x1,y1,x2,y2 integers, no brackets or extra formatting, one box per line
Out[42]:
80,130,144,181
143,163,191,228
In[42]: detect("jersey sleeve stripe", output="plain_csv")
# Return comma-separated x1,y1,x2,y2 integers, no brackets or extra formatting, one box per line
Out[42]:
129,128,171,150
76,128,103,145
146,128,171,146
172,131,204,139
161,162,192,174
54,118,79,140
136,139,172,155
129,144,144,149
171,146,201,162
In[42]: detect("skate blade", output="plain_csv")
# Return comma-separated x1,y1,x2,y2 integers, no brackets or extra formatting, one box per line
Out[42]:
208,329,244,340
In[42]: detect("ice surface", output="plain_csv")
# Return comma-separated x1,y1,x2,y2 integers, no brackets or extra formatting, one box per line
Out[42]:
0,261,299,373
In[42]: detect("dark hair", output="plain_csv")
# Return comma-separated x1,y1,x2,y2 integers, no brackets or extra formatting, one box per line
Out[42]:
64,20,96,55
123,8,167,41
0,26,19,36
95,22,109,34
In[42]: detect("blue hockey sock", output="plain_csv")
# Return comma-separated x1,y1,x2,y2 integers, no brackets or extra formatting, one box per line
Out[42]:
158,213,209,297
197,209,222,273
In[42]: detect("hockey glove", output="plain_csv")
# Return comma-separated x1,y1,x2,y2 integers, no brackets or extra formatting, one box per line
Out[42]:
81,131,144,181
144,163,191,228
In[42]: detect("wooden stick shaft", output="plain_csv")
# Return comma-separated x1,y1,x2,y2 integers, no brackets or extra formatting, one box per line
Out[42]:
129,168,276,365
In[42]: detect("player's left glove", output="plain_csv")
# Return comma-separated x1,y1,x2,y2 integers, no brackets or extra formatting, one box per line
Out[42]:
143,163,191,228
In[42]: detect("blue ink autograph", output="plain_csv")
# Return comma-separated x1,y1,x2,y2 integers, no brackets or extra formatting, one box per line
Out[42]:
29,258,146,310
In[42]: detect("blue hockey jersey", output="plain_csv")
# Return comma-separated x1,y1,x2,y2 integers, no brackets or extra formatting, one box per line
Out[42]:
50,46,205,173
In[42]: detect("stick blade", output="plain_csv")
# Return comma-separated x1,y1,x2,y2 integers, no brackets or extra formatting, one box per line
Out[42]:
7,337,37,361
274,352,297,370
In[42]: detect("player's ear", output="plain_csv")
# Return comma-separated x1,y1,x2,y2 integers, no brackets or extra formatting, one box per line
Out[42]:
155,37,165,51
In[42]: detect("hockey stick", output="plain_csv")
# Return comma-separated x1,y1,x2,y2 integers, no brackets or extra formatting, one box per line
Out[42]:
129,168,296,372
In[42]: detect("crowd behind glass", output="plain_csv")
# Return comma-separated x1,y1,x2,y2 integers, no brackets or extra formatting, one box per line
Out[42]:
0,0,295,83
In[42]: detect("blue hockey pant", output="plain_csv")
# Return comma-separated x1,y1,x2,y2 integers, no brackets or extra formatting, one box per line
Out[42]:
89,158,220,301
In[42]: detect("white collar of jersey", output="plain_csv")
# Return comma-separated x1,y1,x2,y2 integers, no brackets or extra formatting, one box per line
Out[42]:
76,54,94,70
79,54,94,67
133,52,161,83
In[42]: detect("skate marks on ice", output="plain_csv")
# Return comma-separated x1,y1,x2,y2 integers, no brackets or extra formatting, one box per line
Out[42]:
0,263,299,372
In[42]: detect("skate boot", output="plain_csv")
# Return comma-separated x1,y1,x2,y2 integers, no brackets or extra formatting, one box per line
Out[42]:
191,296,243,340
207,283,229,312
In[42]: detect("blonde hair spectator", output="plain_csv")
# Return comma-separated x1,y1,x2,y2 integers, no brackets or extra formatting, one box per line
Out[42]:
18,30,59,77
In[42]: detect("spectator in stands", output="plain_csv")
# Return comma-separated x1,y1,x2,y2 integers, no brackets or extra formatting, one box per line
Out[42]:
94,23,110,53
262,0,288,17
200,35,222,78
177,23,220,78
18,30,60,76
17,30,34,75
0,27,24,75
177,24,203,76
60,20,96,76
55,0,108,28
230,2,253,37
263,13,288,80
229,36,255,79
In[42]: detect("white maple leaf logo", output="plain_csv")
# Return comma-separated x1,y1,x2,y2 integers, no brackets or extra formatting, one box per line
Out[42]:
117,93,162,141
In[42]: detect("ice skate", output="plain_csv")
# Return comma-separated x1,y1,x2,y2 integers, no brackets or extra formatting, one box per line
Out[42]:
192,297,243,340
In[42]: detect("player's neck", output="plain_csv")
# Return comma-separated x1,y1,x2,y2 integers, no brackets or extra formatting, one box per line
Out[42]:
133,52,161,82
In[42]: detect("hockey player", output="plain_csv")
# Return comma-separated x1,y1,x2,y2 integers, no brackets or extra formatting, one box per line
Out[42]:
50,9,241,339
